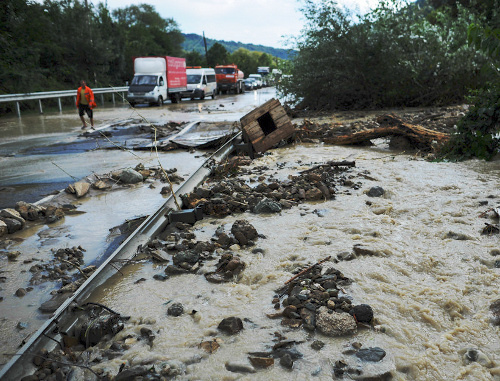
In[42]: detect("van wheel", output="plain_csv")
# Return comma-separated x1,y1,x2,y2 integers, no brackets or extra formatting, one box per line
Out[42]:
157,96,163,106
200,91,205,100
211,90,216,99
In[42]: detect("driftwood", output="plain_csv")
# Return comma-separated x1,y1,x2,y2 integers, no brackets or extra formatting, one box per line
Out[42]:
324,114,450,149
284,256,331,285
299,160,355,174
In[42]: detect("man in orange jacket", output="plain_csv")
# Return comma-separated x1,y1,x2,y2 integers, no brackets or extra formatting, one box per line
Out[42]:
76,80,96,129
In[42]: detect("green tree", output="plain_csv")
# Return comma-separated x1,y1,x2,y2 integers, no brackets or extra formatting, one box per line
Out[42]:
184,50,206,67
207,42,229,66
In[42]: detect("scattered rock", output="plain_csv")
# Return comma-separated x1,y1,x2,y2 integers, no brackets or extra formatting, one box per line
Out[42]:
367,186,385,197
249,356,274,368
350,304,374,323
253,198,282,214
119,168,143,184
280,353,294,369
167,302,184,317
15,201,43,221
356,347,387,362
231,220,258,245
15,288,27,297
225,361,256,374
218,317,243,334
73,181,91,198
311,340,325,350
462,347,493,367
316,306,357,336
0,220,7,237
114,365,149,381
490,299,500,326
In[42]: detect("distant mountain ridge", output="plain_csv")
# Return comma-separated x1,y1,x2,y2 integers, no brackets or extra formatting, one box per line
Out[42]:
182,33,293,60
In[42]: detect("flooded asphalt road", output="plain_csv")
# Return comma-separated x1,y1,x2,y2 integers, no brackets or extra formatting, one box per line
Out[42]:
0,88,275,209
0,87,276,369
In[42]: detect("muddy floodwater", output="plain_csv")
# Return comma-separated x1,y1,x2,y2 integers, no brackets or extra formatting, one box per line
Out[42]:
81,143,500,380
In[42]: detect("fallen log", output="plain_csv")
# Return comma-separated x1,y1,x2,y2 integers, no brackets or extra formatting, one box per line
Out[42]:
324,113,449,149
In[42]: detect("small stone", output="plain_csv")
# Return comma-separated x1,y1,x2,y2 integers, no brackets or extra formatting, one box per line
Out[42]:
280,353,294,369
167,302,184,317
249,356,274,368
350,304,374,323
15,288,27,297
311,340,325,351
153,274,168,281
367,186,385,197
225,361,256,374
218,317,243,334
355,347,386,362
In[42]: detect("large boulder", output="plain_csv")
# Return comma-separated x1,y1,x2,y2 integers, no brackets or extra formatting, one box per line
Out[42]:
316,306,357,336
15,201,43,221
253,198,282,214
218,317,243,334
1,218,23,234
120,168,143,184
231,220,258,246
0,208,26,227
74,181,91,198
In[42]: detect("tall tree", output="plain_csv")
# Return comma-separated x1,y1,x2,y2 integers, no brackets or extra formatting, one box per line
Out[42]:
207,42,229,66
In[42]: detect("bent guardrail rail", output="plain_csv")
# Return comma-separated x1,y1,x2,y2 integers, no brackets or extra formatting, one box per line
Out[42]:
0,87,128,117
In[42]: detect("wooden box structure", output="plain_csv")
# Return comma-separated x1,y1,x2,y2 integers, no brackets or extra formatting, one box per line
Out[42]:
240,98,294,153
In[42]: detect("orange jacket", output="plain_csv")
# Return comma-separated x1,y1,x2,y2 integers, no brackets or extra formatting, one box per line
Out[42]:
76,86,96,109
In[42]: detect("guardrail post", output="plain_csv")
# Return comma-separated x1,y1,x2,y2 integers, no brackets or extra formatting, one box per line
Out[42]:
57,98,62,112
112,93,115,105
16,102,21,117
101,94,104,106
38,99,43,114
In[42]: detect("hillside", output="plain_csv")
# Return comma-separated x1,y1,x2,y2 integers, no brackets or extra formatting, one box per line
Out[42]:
182,33,293,60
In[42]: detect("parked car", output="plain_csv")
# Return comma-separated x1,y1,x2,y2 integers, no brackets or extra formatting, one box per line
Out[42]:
248,74,263,88
244,78,258,91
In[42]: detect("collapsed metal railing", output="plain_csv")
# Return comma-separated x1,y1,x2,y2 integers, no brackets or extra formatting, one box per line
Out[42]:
0,132,241,381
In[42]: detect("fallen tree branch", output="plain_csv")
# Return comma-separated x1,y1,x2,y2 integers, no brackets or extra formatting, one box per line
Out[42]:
324,114,449,149
285,256,331,285
299,161,356,174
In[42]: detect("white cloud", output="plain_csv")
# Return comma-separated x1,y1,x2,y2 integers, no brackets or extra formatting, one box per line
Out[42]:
99,0,380,48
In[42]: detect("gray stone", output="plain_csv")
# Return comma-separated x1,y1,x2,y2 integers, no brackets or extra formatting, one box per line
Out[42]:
167,302,184,317
356,347,387,362
253,198,282,213
462,348,493,367
367,186,385,197
350,304,374,323
114,365,148,381
2,218,23,234
316,306,357,336
218,317,243,334
119,168,143,184
225,361,256,374
172,250,199,265
0,208,25,226
280,353,294,369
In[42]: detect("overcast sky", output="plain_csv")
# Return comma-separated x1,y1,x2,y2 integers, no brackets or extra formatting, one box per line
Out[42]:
100,0,382,49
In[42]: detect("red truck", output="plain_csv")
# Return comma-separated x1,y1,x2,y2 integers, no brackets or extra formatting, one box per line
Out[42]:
127,56,187,106
215,64,244,94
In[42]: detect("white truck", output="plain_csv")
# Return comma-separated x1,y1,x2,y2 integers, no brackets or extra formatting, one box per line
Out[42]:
182,67,217,100
127,56,187,106
248,74,263,88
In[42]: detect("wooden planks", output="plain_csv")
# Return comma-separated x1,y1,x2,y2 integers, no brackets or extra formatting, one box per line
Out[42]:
240,98,294,153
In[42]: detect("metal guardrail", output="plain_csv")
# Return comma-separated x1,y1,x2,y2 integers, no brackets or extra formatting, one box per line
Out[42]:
0,131,241,381
0,86,128,117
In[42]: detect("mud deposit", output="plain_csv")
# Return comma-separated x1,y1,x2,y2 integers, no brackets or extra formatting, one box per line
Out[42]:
19,140,499,381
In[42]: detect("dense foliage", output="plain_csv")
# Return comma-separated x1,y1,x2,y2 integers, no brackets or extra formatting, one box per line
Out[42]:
279,0,491,110
438,0,500,160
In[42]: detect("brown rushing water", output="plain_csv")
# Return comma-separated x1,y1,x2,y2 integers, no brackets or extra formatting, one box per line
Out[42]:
85,143,500,380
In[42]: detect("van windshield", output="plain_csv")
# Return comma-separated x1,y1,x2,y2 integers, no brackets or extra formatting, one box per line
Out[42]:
131,75,157,85
215,68,235,74
187,74,202,84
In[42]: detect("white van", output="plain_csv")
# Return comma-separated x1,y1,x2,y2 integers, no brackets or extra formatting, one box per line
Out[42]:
182,67,217,100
